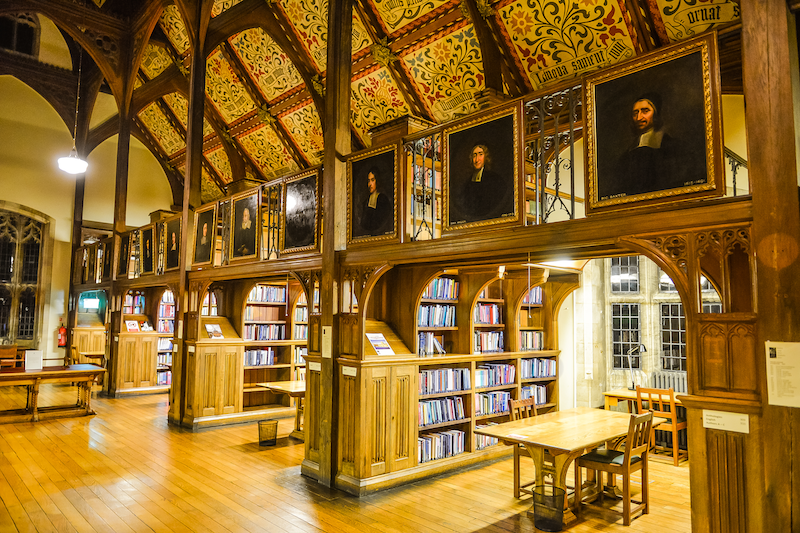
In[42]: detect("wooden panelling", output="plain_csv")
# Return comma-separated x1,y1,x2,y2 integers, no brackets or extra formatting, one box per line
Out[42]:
697,315,758,399
339,314,360,357
707,429,748,532
340,374,357,467
183,342,244,424
306,367,321,457
308,315,321,354
366,367,388,477
203,350,217,416
389,366,416,472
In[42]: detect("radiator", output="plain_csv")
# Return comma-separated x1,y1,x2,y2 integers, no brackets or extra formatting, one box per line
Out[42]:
650,371,688,451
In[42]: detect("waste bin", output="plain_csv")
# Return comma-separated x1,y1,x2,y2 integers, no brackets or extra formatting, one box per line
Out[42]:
532,485,565,532
258,419,278,446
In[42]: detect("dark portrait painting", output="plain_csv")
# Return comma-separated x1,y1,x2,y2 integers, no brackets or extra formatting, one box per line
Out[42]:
101,237,113,280
445,112,517,229
165,217,181,270
140,226,155,274
231,192,259,259
117,233,130,277
193,206,216,265
586,34,722,212
349,147,396,241
282,173,318,252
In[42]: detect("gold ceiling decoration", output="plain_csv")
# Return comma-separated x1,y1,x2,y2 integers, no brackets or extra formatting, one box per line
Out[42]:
138,103,185,156
229,28,304,103
205,48,257,124
159,5,191,55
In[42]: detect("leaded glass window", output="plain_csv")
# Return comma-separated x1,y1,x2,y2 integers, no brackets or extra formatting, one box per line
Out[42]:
612,303,641,369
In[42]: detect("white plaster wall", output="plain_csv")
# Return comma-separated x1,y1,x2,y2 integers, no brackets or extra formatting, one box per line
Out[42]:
37,16,72,70
557,290,575,409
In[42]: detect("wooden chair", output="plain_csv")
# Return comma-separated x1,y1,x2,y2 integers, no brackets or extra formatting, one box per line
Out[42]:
574,411,654,526
79,350,107,386
636,386,687,466
509,397,540,498
0,344,20,369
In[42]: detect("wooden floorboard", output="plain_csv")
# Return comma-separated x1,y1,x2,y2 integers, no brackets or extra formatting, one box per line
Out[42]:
0,384,692,532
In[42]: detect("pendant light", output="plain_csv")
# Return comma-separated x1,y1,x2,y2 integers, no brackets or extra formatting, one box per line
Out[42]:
58,42,88,174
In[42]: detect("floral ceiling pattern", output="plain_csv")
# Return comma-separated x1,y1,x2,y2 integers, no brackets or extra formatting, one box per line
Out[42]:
137,103,185,156
648,0,740,43
211,0,245,17
229,28,304,103
280,101,324,166
205,48,257,124
368,0,453,36
159,5,190,55
140,44,173,80
237,125,300,180
204,145,234,183
162,92,214,138
351,66,412,144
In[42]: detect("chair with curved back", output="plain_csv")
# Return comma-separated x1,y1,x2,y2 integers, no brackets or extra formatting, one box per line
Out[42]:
509,397,543,498
574,411,654,526
0,344,20,369
636,386,687,466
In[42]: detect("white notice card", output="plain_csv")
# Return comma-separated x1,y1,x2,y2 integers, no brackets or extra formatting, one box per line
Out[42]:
766,341,800,408
366,333,395,356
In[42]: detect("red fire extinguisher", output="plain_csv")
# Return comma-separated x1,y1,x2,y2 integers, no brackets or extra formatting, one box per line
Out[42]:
58,322,67,348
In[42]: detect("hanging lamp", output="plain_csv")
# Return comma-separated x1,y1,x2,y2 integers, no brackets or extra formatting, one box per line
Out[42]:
58,42,88,174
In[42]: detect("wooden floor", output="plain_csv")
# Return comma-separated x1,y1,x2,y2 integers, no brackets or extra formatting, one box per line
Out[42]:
0,384,691,532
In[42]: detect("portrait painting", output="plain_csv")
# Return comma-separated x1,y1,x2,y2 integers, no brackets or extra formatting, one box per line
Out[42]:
165,217,181,270
282,171,318,253
585,33,723,213
193,205,216,265
101,237,113,280
85,244,97,283
117,233,130,277
348,146,396,242
444,108,519,230
139,225,155,275
231,191,259,260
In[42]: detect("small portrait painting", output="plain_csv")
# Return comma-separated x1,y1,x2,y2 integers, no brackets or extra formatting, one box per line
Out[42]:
193,205,216,265
117,233,130,277
101,237,113,280
586,34,722,212
349,147,396,241
282,172,318,252
140,226,155,275
445,110,518,229
165,217,181,270
231,191,259,259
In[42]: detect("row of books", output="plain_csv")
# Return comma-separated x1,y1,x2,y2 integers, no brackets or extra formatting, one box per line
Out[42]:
525,199,537,216
295,346,307,364
244,306,282,322
157,353,172,366
158,303,175,318
244,348,276,366
418,304,456,328
156,371,172,386
475,391,510,417
418,429,464,464
247,285,287,303
520,330,544,351
417,332,445,356
243,324,285,341
521,357,556,379
474,363,516,388
294,307,308,322
161,291,175,303
157,338,173,351
294,325,308,340
474,303,502,324
521,384,548,404
475,422,499,450
523,286,543,305
419,396,466,427
157,319,174,333
474,331,504,353
123,294,145,314
419,367,470,395
422,277,459,300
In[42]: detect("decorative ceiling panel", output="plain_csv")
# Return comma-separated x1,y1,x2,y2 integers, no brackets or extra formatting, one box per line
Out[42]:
279,101,324,165
162,93,215,137
138,103,185,156
159,5,191,55
198,164,225,203
140,44,173,80
211,0,245,17
237,124,300,180
134,75,143,89
401,22,484,123
204,145,234,183
368,0,452,36
206,48,257,124
495,0,636,90
351,66,412,145
229,28,304,103
647,0,740,43
279,0,372,73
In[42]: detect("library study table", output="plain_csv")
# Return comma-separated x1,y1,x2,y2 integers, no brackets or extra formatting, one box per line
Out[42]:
256,380,305,440
603,388,684,412
474,407,666,523
0,364,106,423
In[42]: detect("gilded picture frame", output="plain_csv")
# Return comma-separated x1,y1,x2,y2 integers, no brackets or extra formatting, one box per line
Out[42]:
230,190,260,261
193,204,216,266
281,169,319,254
117,232,131,278
443,105,520,231
139,224,156,275
585,33,723,214
347,144,398,244
164,216,182,270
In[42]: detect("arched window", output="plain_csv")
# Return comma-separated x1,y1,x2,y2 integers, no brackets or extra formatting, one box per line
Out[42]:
0,13,40,57
0,209,45,346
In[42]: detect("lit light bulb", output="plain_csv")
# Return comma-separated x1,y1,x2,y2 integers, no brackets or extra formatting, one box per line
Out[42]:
58,147,88,174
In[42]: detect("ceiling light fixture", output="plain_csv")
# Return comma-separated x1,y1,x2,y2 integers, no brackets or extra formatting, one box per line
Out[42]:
58,42,88,174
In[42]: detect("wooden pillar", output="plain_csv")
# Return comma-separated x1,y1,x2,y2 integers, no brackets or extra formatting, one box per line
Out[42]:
317,0,352,486
739,2,800,531
171,0,210,426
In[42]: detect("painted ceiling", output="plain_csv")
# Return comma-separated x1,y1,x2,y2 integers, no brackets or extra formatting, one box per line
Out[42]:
115,0,740,204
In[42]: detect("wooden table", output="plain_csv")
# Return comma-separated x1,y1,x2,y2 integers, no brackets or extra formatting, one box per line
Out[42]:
474,407,665,523
256,380,305,440
603,388,683,411
0,364,106,423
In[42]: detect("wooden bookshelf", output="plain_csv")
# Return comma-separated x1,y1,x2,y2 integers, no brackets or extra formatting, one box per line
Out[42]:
156,290,175,387
114,289,167,396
